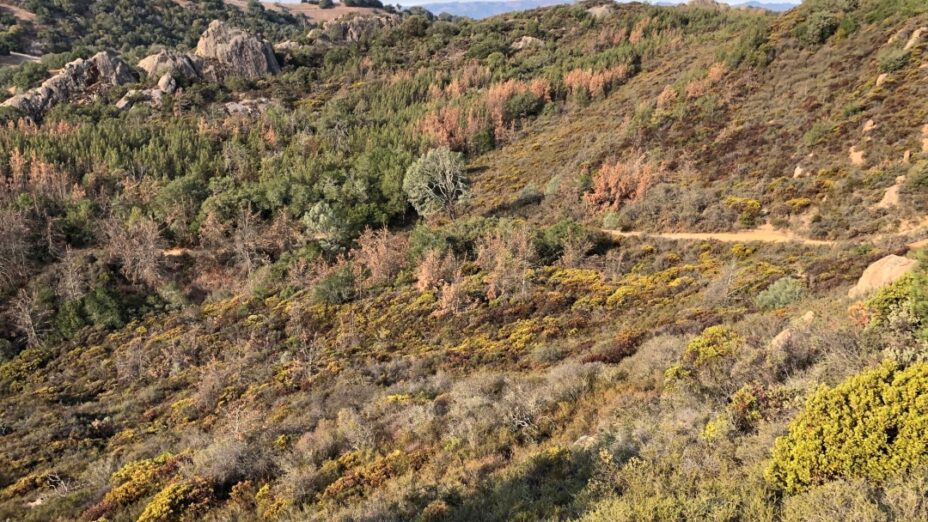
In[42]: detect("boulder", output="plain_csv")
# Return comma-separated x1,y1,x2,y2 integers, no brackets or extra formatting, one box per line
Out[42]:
194,20,280,81
586,5,611,19
137,50,200,82
157,73,177,94
116,88,166,111
223,97,272,117
511,36,544,51
848,255,919,298
2,51,136,120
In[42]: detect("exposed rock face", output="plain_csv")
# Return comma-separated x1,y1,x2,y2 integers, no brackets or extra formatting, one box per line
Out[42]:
194,20,280,81
2,51,136,119
586,5,612,19
511,36,544,51
321,15,398,43
137,50,200,82
848,255,919,298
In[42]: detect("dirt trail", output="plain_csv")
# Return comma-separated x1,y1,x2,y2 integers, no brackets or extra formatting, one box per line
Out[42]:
604,224,836,246
604,221,928,250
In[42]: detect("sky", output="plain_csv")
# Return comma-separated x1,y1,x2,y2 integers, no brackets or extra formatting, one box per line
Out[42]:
274,0,800,4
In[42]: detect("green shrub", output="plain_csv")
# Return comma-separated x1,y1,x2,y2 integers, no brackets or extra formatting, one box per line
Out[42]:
878,48,909,73
755,277,805,310
799,11,840,46
313,266,357,306
907,160,928,191
766,361,928,493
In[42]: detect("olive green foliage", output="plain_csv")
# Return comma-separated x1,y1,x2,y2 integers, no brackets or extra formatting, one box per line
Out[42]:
766,361,928,493
403,147,468,219
755,276,805,310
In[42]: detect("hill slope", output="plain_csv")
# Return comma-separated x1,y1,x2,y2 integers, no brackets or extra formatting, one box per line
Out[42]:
1,0,928,520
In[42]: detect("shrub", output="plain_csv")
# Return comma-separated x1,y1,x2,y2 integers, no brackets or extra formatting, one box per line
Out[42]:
682,325,743,367
766,361,928,493
755,277,805,310
403,147,469,220
585,154,662,212
724,196,762,226
313,265,357,305
353,228,409,288
878,48,909,73
137,479,211,522
799,11,840,46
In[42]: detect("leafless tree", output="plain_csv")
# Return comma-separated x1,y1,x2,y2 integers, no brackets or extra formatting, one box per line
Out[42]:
56,247,88,301
10,287,49,347
103,215,165,287
233,204,267,277
0,208,31,292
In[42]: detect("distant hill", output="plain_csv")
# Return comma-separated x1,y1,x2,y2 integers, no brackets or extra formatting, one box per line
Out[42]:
411,0,797,19
411,0,576,18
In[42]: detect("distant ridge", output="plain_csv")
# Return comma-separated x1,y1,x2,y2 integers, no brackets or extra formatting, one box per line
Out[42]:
408,0,797,19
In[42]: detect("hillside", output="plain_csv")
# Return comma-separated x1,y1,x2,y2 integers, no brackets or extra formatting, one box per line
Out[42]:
1,0,928,520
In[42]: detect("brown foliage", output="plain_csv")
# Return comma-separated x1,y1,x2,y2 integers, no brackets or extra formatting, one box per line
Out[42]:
353,228,409,288
584,153,662,211
564,64,631,99
103,216,165,287
415,249,461,293
477,226,536,300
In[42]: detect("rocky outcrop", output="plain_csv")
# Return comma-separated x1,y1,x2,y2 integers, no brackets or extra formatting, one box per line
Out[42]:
137,50,200,82
511,36,544,51
194,20,280,81
318,15,399,44
2,51,136,120
848,255,919,298
116,71,180,111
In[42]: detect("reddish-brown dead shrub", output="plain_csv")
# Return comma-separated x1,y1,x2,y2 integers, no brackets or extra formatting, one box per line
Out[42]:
656,85,678,108
446,62,491,98
353,228,409,288
415,249,461,292
564,64,631,100
584,153,662,211
477,226,536,300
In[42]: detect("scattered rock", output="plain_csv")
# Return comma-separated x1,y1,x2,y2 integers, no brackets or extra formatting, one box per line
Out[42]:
223,97,272,117
572,435,596,449
195,20,280,81
904,150,911,163
511,35,544,51
863,119,875,133
116,87,166,111
849,145,866,166
769,311,814,352
873,176,905,210
2,51,136,120
848,254,918,298
274,40,301,52
793,165,805,178
904,27,927,51
876,73,889,87
137,50,199,82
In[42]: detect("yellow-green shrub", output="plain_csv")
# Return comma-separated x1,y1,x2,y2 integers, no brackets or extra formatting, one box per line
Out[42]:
137,478,211,522
766,361,928,493
683,325,742,367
